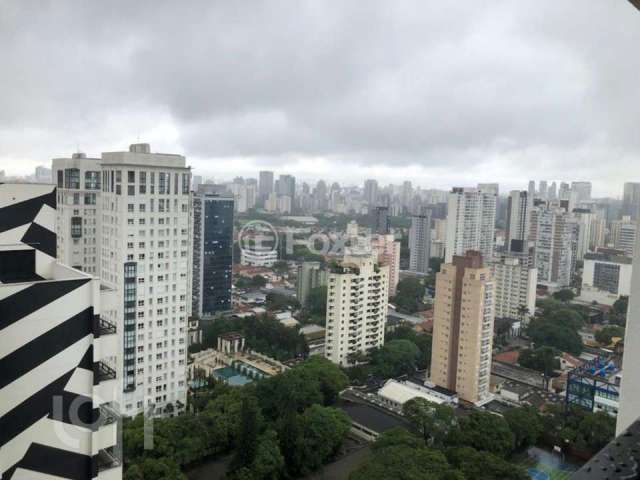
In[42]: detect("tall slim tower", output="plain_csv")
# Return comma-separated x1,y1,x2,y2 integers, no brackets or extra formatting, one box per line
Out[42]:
529,203,576,288
622,182,640,221
192,185,234,317
324,254,389,366
52,153,102,275
505,190,530,253
100,143,191,417
297,261,327,307
445,187,496,263
364,179,378,207
409,208,431,274
258,171,274,204
371,205,390,235
430,251,494,404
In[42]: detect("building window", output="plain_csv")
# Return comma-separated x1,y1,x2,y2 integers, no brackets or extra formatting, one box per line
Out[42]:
85,171,101,190
71,216,82,238
65,168,80,189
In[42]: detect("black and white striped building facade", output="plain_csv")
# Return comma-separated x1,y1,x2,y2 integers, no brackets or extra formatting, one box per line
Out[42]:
0,183,122,480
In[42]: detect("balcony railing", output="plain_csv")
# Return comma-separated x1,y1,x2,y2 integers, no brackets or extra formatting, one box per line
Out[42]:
97,447,122,472
98,318,117,336
97,362,117,383
99,402,120,427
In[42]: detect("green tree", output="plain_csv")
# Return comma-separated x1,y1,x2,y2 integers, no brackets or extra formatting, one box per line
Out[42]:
446,447,528,480
595,325,625,346
503,407,544,450
613,295,629,315
527,316,583,355
393,277,425,313
272,260,289,275
256,366,323,418
307,285,328,318
293,356,348,405
553,289,576,302
266,292,300,311
248,429,285,480
277,411,305,478
350,444,462,480
452,411,515,457
403,398,457,446
370,427,425,451
429,257,444,273
300,405,351,471
231,395,262,470
518,347,560,377
369,339,421,378
124,457,186,480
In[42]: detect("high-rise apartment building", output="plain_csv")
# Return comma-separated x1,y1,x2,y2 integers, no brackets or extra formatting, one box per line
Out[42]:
52,153,102,275
34,165,52,183
505,190,531,253
409,208,431,274
324,254,389,366
430,251,494,404
490,252,537,323
371,233,401,297
192,185,234,318
276,174,295,199
571,181,592,202
622,182,640,220
612,216,637,257
258,170,274,204
313,180,328,212
99,143,191,418
364,179,378,207
371,205,390,235
297,261,327,307
539,180,548,199
445,187,497,263
529,204,575,288
0,183,122,479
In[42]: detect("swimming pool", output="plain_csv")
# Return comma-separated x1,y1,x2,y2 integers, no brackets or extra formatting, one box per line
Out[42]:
212,366,252,386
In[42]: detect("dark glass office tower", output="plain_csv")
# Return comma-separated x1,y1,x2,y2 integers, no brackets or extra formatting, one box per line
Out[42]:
371,205,390,235
192,186,234,317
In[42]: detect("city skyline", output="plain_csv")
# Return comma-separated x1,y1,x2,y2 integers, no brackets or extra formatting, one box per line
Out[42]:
1,1,640,196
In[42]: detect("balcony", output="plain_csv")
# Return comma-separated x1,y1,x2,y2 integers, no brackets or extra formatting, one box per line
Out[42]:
97,447,122,473
98,318,117,336
97,362,117,383
99,402,120,427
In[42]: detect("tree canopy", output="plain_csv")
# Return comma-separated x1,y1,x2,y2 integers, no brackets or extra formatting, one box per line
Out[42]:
393,277,425,314
595,325,625,346
518,347,560,377
402,398,456,446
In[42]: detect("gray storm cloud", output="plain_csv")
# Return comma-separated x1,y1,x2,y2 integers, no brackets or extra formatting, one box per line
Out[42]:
0,0,638,195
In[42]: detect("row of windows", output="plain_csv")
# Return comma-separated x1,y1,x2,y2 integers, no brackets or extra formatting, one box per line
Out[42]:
57,169,101,190
102,170,190,195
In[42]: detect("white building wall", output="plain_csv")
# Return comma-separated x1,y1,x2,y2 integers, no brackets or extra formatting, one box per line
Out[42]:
99,144,191,418
324,254,389,366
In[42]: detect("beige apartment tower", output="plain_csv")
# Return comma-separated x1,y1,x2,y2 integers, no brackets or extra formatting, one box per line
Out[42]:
430,251,494,404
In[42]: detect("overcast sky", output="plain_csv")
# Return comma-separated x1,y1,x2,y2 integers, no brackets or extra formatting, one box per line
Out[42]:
1,1,639,196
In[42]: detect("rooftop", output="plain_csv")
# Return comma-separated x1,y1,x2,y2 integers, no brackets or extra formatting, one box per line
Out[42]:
378,379,447,405
339,401,407,434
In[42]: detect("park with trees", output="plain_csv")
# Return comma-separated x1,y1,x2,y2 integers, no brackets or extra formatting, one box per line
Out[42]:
123,357,350,480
